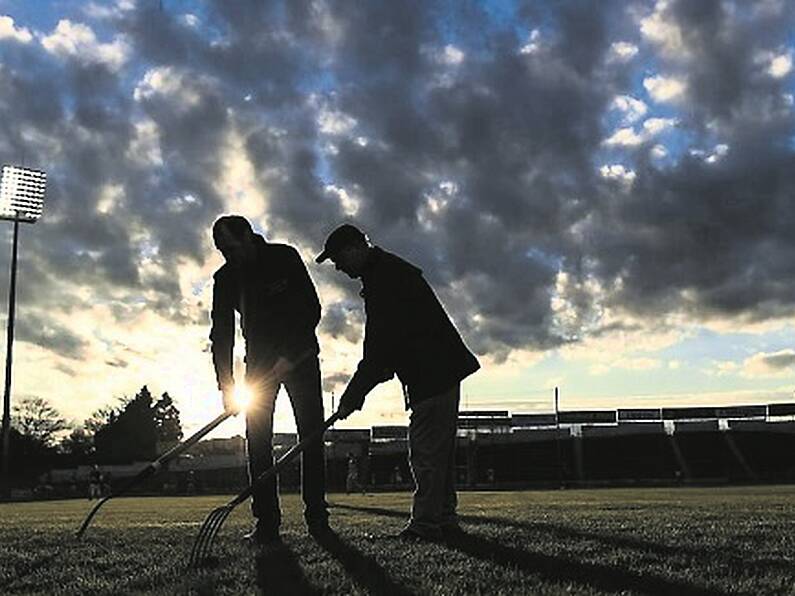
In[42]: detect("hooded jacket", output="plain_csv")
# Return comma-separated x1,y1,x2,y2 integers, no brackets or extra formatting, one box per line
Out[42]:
210,235,320,390
342,246,479,410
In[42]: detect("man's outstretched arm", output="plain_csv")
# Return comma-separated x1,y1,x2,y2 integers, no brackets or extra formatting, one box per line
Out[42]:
209,271,236,413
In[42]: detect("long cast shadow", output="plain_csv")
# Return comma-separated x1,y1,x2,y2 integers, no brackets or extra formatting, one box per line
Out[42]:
333,502,787,572
180,544,318,595
332,504,730,596
461,513,793,575
313,529,414,596
255,543,319,595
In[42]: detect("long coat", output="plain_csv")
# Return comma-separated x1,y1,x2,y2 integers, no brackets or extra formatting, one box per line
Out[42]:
342,247,479,410
210,235,320,390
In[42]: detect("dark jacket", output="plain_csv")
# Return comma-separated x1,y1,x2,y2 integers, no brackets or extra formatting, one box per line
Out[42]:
342,247,479,410
210,235,320,390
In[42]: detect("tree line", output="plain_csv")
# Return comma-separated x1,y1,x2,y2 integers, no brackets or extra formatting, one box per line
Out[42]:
4,386,183,484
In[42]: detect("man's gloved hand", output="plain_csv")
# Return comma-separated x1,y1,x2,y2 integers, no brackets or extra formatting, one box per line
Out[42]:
221,385,240,415
337,387,365,420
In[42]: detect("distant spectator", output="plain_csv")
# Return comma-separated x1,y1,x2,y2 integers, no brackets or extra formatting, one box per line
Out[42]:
186,470,196,495
346,452,363,494
88,465,102,500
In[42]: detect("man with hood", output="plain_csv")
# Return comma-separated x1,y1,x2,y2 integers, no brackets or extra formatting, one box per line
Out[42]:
210,215,328,546
317,223,479,540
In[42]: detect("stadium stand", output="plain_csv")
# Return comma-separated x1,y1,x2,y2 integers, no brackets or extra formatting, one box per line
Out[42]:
35,401,795,497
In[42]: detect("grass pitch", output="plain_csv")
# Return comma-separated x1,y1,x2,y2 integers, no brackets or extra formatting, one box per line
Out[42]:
1,485,793,595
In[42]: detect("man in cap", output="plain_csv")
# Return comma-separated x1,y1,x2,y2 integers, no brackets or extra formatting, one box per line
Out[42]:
210,215,329,546
317,224,479,540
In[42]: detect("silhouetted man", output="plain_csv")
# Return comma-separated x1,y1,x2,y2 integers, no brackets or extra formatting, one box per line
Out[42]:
210,215,328,546
317,224,479,540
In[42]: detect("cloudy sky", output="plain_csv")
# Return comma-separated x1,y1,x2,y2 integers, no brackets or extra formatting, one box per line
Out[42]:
0,0,794,437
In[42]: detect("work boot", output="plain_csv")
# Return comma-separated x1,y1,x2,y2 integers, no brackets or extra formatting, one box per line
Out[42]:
243,524,281,548
440,522,466,541
305,511,332,538
396,523,443,542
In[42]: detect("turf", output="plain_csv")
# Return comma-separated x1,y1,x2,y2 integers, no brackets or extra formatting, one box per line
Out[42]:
0,485,793,595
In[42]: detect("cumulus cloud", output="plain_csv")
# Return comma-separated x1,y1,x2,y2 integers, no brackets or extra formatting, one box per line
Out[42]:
766,51,792,78
41,19,129,70
608,41,638,62
742,350,795,377
438,44,465,65
0,15,33,43
519,29,542,55
600,164,636,187
1,0,795,423
603,117,677,146
611,95,648,124
319,301,363,344
643,74,686,102
639,0,687,59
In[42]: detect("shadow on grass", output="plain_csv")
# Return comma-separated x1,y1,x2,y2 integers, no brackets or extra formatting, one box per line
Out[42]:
174,544,319,595
332,500,729,560
461,513,794,576
332,503,729,596
254,543,319,595
313,529,414,596
439,509,790,577
176,533,408,596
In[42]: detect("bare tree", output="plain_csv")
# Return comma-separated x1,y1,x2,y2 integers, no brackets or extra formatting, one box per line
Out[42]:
12,397,68,447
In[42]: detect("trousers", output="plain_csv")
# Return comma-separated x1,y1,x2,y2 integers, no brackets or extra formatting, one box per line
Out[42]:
407,384,460,531
245,354,328,533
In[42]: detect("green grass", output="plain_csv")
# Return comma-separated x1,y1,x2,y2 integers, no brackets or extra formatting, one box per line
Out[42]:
1,485,794,595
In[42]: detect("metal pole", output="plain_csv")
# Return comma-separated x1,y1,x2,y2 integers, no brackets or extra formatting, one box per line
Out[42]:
554,386,563,488
1,217,20,492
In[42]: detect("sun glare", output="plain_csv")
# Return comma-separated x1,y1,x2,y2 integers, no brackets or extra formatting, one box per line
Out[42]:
233,383,253,412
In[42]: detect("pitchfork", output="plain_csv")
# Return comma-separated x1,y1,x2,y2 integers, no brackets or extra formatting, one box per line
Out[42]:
189,410,341,567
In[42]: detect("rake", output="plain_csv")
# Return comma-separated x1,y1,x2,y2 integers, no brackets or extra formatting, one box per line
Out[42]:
75,410,234,539
189,410,341,568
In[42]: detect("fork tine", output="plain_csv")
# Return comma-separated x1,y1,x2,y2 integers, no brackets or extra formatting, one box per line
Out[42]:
197,509,225,561
188,522,206,566
191,525,212,566
196,512,220,561
202,507,231,560
190,505,231,567
198,511,227,565
189,507,222,567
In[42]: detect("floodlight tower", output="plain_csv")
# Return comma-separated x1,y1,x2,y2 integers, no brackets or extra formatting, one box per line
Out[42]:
0,165,46,493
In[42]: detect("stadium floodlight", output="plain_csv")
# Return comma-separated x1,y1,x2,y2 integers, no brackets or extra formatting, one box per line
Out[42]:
0,166,46,222
0,165,46,495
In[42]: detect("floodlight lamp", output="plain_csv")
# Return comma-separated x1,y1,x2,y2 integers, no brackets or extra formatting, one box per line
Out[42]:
0,165,46,223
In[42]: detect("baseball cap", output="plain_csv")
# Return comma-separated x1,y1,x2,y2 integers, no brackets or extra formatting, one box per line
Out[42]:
316,224,366,263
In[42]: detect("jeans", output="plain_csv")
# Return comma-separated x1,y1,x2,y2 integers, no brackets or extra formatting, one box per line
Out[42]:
408,384,460,532
245,354,328,534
